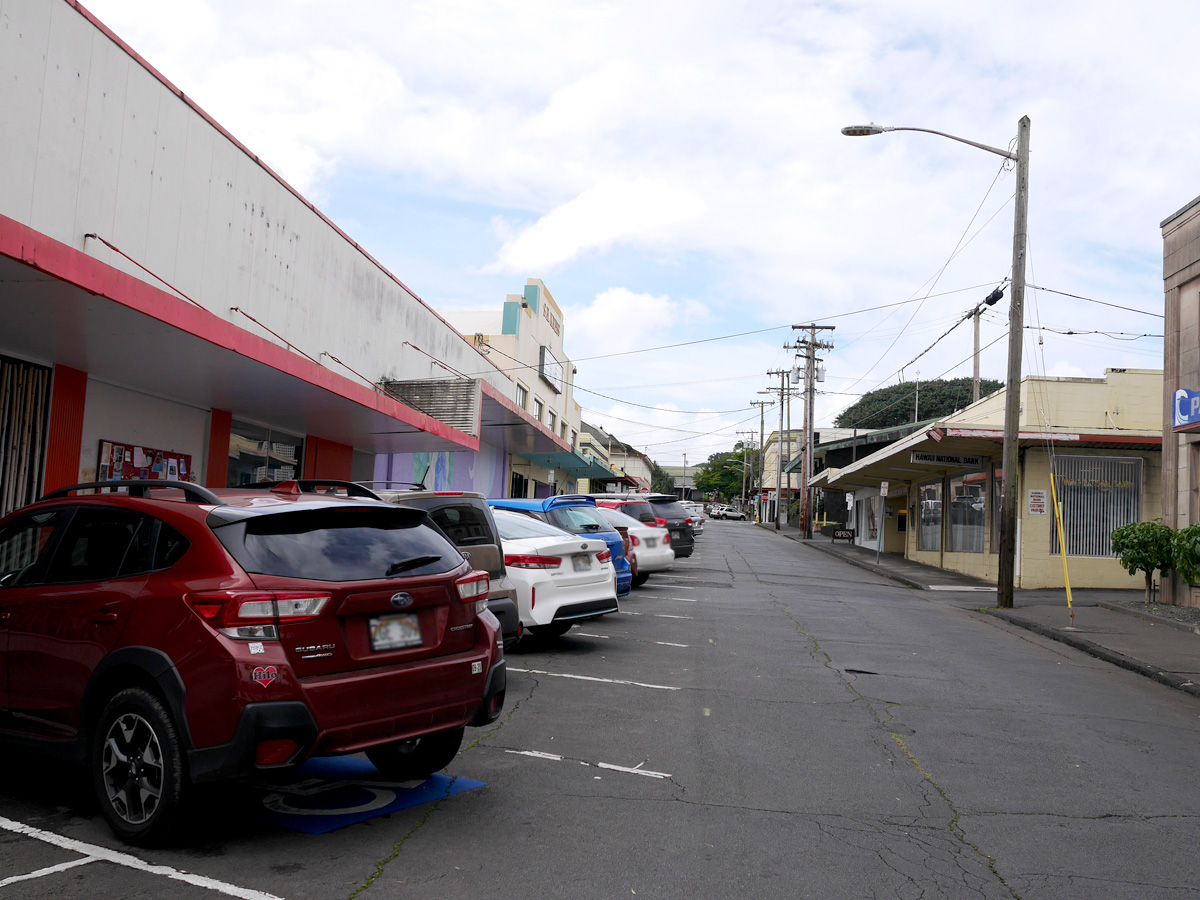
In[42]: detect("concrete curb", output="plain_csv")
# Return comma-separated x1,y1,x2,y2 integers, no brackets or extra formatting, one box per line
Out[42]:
987,609,1200,700
1096,601,1200,636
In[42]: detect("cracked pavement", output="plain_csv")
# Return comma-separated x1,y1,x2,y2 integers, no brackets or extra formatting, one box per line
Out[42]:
5,522,1200,898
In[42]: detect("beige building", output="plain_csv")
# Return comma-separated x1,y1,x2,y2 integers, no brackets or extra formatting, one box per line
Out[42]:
812,370,1162,589
1162,195,1200,604
759,430,806,522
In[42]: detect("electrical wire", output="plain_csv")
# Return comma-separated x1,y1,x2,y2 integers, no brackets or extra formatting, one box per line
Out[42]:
1027,284,1163,318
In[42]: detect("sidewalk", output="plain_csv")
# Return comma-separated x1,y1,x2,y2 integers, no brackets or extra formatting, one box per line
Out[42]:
758,521,1200,699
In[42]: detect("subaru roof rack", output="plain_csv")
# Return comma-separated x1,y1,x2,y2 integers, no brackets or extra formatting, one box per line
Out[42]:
243,480,383,501
40,479,223,505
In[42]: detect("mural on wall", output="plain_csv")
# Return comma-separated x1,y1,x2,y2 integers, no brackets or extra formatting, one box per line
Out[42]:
374,441,508,498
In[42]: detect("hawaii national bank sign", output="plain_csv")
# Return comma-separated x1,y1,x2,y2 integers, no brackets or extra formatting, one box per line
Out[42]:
1174,388,1200,431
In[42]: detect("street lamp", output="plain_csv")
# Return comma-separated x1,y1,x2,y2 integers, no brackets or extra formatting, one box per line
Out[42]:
842,117,1030,609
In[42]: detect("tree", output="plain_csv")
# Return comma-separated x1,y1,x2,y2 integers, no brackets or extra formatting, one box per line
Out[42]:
1112,520,1173,604
650,460,675,494
833,377,1003,430
693,443,757,503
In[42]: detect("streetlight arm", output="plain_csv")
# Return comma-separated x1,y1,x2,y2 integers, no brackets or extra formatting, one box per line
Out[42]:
844,124,1016,160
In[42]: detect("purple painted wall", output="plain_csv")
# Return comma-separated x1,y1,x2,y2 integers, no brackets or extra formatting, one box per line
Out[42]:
374,436,509,498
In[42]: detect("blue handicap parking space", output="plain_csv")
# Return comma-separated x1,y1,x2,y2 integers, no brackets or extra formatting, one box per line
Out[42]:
259,756,486,835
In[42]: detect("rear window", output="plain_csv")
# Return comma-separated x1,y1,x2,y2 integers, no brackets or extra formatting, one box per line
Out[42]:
649,499,691,520
493,511,574,541
213,507,461,582
617,501,655,523
597,507,643,530
547,505,611,535
425,504,496,547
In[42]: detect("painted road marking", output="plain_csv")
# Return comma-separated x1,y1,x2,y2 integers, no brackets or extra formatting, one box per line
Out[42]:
0,857,98,887
656,641,689,647
0,816,285,900
574,632,610,638
506,750,671,779
665,597,698,602
654,614,694,620
508,667,680,691
646,583,696,589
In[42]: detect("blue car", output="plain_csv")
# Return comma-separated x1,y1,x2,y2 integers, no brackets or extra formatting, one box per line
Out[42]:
487,495,633,598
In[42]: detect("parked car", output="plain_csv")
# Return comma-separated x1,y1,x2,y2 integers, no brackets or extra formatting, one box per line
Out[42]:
593,494,695,558
0,479,505,844
487,496,633,597
710,504,746,521
595,506,674,587
361,483,521,649
491,508,618,638
681,501,705,535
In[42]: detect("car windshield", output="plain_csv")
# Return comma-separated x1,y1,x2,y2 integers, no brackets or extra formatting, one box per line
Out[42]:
212,507,461,582
547,505,611,535
493,510,574,541
597,507,643,530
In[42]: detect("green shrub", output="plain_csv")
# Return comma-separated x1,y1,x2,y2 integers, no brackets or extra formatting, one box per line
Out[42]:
1112,520,1174,603
1171,522,1200,590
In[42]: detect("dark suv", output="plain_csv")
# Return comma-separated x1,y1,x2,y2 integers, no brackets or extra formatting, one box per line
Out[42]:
593,493,695,558
0,479,505,844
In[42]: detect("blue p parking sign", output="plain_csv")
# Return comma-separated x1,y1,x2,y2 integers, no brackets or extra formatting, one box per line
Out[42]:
1174,388,1200,431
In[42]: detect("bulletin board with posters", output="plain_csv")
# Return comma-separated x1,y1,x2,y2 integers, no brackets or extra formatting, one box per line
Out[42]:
98,440,193,484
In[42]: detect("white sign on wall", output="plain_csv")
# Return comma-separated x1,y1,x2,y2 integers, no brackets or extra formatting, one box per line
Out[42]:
1028,489,1048,515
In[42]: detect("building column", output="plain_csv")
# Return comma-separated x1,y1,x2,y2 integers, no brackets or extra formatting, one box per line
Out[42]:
206,409,232,487
303,435,354,480
43,365,88,493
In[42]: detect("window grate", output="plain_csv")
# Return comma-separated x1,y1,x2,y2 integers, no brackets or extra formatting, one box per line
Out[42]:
1050,456,1142,557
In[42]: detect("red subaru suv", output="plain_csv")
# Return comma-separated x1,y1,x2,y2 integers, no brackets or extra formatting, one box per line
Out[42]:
0,479,506,844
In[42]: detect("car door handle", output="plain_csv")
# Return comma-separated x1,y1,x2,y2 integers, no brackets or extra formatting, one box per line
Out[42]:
91,612,118,624
0,611,10,623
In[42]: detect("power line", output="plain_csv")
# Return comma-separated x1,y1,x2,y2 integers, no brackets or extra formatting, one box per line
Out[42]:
1026,284,1164,318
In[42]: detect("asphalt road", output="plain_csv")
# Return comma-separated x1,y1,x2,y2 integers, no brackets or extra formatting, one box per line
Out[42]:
5,521,1200,899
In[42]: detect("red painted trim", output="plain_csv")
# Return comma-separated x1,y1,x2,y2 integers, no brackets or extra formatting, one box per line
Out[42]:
481,381,570,451
64,0,502,380
0,215,480,453
206,409,232,487
43,365,88,493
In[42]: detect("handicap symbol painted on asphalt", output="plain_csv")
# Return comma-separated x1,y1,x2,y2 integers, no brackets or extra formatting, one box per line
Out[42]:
259,756,486,835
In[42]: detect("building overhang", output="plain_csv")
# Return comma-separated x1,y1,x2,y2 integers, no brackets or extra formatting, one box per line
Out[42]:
513,449,619,479
0,216,478,453
481,382,571,456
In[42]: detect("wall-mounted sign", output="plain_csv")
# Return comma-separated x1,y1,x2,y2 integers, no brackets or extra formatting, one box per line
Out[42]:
1174,388,1200,431
1028,489,1048,515
539,345,564,394
542,302,561,336
911,452,982,468
879,480,889,496
99,440,192,484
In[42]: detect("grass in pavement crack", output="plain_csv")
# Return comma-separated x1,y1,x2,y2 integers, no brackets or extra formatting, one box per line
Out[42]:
890,733,1021,900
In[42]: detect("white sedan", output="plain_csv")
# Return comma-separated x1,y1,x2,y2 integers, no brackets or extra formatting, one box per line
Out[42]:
596,506,675,587
491,508,619,638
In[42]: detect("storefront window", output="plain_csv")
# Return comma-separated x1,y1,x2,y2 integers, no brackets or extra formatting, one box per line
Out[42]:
227,421,304,486
1051,456,1143,557
947,469,985,553
918,480,942,551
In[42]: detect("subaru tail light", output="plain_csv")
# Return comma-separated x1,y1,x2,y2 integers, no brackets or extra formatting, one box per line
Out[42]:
597,549,612,563
455,570,490,615
187,590,330,640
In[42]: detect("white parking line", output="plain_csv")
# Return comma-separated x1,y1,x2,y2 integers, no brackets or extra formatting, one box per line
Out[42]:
0,816,284,900
655,641,689,648
654,614,694,620
0,857,98,887
665,597,698,602
646,583,696,589
506,750,671,780
574,632,610,638
508,667,680,691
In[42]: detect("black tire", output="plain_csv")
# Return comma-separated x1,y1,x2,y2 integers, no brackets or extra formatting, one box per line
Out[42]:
532,622,574,638
632,572,650,587
91,687,187,846
366,727,465,779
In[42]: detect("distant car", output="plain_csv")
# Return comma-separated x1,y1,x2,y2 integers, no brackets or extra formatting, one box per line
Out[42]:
491,509,618,638
711,504,746,520
594,494,695,558
0,478,505,844
486,496,632,598
357,484,521,649
595,506,674,586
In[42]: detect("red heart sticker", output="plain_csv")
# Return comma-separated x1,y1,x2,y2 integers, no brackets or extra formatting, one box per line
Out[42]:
252,665,278,687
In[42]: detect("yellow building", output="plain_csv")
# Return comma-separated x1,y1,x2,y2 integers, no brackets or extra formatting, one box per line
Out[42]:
811,369,1162,589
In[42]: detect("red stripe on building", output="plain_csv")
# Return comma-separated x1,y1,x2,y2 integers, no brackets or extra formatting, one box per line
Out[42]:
206,409,232,487
43,365,88,493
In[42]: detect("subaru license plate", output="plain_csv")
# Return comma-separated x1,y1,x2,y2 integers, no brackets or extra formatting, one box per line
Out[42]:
369,613,421,651
573,554,592,572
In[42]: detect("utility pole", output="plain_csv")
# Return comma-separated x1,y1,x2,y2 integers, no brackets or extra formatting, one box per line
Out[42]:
973,312,981,403
765,369,788,529
914,371,920,422
750,400,771,523
791,325,835,539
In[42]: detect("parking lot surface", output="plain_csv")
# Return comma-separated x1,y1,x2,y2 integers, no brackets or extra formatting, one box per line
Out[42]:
6,521,1200,898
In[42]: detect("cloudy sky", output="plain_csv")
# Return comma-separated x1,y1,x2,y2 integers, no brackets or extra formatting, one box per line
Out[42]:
85,0,1183,464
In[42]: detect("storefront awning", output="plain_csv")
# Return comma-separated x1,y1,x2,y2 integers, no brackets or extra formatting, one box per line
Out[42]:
514,449,620,479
